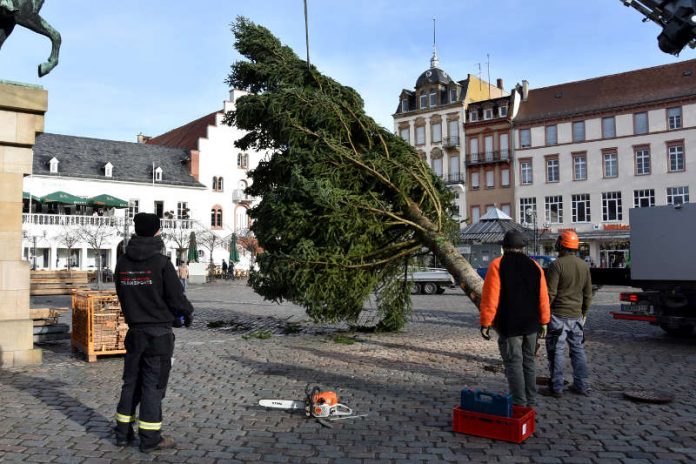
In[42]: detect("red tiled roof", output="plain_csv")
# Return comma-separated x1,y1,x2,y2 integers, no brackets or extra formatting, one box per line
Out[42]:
516,59,696,124
146,110,221,150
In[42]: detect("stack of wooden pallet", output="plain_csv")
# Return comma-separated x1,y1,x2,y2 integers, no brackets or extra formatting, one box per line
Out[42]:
30,270,91,296
30,307,70,343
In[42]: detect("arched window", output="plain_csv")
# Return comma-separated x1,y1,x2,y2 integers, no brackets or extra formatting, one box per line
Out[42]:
210,205,223,228
237,152,248,169
218,177,224,191
212,176,218,191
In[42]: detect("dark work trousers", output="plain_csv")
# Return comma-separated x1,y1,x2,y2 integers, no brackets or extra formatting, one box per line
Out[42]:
115,327,174,448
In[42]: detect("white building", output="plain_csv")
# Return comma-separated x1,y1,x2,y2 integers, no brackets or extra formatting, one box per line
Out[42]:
393,49,506,225
511,59,696,266
22,90,265,271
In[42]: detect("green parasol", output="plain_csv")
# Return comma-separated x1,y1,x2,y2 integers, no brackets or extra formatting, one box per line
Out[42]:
40,191,88,205
22,192,41,202
87,194,129,208
229,233,240,263
187,231,198,263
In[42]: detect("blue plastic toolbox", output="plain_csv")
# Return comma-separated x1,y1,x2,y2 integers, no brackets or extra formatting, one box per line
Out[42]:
460,389,512,418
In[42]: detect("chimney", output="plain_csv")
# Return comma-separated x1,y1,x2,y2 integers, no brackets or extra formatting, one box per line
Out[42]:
189,150,200,181
496,78,504,90
522,80,529,102
137,133,151,144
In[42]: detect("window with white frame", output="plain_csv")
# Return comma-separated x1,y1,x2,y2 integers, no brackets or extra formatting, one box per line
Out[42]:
668,144,685,171
603,152,618,178
546,157,559,183
520,159,533,185
470,171,480,189
399,127,409,142
471,206,481,224
519,129,531,148
448,155,459,179
431,157,443,176
177,201,189,219
128,200,139,219
104,162,113,178
519,197,537,224
429,92,437,107
154,166,162,182
450,88,457,103
573,153,587,180
499,106,508,118
602,191,622,221
420,94,427,109
572,121,585,142
545,195,563,223
633,112,648,135
49,157,59,173
469,110,478,122
470,138,479,161
602,116,616,138
447,120,459,145
633,189,655,208
501,204,511,217
571,194,591,223
401,99,408,112
545,125,557,145
415,126,425,145
485,170,495,188
667,107,682,130
431,122,442,143
634,147,651,175
501,168,510,187
237,152,248,169
499,133,509,158
483,108,494,120
667,186,689,205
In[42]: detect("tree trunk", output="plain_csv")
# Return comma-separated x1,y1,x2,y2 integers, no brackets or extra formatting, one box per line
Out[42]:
407,203,483,307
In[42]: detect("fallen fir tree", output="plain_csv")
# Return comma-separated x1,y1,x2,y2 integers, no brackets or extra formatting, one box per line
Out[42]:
224,17,483,331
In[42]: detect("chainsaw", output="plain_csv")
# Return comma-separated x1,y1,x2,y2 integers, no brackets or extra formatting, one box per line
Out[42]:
259,385,355,420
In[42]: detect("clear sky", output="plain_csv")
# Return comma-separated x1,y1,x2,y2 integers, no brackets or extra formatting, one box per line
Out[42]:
0,0,692,142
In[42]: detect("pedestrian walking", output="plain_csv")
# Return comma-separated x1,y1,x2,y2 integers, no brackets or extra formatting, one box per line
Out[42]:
114,213,194,453
541,230,593,398
177,260,189,292
221,259,228,278
480,230,551,407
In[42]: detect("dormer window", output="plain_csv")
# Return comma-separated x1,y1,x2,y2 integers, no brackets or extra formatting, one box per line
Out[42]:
49,157,59,174
419,94,428,109
104,162,113,178
483,108,494,120
154,166,163,182
401,99,408,112
429,92,437,107
469,111,478,122
450,88,457,103
499,106,509,117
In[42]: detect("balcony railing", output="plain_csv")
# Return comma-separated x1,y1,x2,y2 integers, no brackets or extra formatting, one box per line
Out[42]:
23,213,194,230
231,189,253,203
466,150,511,165
442,136,460,149
441,173,466,185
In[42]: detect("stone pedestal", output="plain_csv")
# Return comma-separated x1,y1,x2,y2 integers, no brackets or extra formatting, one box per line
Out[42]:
0,81,46,367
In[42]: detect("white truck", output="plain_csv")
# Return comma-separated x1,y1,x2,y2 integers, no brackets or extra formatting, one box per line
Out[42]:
408,268,456,295
613,203,696,336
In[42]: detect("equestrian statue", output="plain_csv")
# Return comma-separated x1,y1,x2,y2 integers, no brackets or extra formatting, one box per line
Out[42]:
0,0,60,77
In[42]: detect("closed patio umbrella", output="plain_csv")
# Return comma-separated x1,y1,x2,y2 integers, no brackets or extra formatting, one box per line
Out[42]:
229,233,240,264
187,231,198,263
87,194,129,208
40,191,87,205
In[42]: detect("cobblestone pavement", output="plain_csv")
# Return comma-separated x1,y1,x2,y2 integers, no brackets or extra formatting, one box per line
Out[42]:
2,281,695,463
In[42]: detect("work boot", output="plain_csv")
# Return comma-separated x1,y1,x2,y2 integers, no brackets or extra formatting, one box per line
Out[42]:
113,427,134,447
539,387,563,398
140,436,176,453
568,384,590,396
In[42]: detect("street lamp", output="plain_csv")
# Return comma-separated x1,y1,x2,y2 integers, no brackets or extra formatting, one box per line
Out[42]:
525,207,538,256
23,230,47,270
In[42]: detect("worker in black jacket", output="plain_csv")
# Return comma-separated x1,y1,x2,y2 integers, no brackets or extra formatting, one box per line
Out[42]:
114,213,194,453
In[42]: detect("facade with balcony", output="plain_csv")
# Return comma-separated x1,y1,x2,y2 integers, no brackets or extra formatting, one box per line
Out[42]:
22,90,264,271
464,95,517,223
393,49,506,225
512,59,696,267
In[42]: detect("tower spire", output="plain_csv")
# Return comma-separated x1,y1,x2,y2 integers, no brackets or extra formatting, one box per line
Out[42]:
430,18,440,69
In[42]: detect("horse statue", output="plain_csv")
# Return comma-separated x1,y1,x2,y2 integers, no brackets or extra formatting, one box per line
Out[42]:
0,0,61,77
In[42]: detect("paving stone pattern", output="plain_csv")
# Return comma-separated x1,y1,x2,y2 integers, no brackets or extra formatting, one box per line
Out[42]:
1,281,695,463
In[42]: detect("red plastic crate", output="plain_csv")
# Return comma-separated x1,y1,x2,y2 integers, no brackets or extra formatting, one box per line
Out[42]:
452,405,535,443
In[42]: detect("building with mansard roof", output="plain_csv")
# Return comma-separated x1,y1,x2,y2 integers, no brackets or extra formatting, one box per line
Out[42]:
22,90,264,272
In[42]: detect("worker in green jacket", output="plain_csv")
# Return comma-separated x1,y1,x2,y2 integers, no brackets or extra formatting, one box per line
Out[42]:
541,230,593,398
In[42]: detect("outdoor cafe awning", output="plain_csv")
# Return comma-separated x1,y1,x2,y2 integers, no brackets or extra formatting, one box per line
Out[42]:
40,191,88,205
87,194,128,208
22,192,41,202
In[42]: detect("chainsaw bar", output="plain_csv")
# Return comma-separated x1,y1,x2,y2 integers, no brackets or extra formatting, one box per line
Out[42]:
259,399,305,410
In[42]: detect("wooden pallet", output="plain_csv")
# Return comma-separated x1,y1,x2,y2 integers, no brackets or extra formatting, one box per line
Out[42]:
31,270,91,296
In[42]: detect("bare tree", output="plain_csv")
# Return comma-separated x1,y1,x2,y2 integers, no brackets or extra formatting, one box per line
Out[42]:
78,222,117,289
53,225,81,271
161,227,190,264
196,228,223,279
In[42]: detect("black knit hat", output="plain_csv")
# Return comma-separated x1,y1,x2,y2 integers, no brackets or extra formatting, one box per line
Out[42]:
502,230,526,249
134,213,160,237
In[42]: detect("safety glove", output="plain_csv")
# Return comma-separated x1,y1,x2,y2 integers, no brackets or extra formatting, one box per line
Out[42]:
538,324,548,339
480,326,491,340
